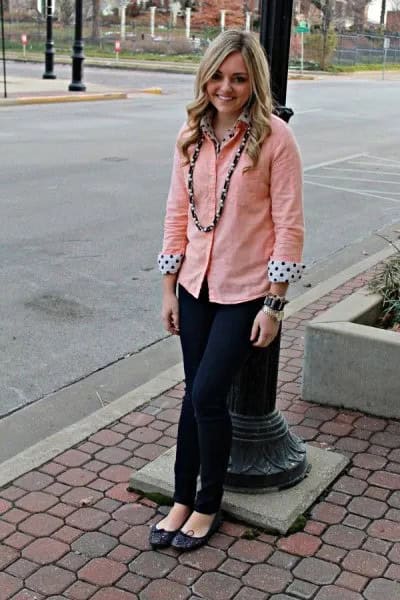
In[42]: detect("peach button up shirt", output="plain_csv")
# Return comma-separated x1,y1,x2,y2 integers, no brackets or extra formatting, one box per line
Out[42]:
160,114,305,304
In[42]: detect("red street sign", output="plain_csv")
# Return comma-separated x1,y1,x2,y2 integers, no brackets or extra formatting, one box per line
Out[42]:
114,40,121,53
21,34,28,45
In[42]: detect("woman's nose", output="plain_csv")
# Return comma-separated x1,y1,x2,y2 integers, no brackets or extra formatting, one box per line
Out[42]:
220,78,233,92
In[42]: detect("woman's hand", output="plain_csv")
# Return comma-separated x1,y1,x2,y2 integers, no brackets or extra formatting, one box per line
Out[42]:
250,310,280,348
162,291,180,335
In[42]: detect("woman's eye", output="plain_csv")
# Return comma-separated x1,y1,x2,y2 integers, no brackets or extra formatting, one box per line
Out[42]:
211,73,221,80
234,77,247,83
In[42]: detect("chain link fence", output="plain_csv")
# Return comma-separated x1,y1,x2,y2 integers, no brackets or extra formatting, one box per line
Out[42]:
334,33,400,66
289,32,400,70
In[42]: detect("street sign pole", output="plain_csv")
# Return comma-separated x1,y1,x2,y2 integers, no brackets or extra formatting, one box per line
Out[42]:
0,0,6,98
383,37,390,80
21,34,28,59
120,1,127,41
295,21,310,74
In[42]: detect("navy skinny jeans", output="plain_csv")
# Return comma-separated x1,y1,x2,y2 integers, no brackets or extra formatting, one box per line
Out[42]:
174,282,264,514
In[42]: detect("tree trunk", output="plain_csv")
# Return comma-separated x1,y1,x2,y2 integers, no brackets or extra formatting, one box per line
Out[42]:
320,2,332,70
91,0,101,41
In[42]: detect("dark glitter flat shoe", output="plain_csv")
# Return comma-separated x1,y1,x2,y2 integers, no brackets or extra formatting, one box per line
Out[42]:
149,523,181,549
171,512,222,551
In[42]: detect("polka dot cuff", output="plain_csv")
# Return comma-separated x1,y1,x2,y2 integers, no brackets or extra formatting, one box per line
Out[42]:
268,259,306,283
158,253,184,275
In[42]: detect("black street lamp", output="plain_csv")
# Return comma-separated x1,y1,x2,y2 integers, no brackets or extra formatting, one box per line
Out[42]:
260,0,294,122
43,0,56,79
69,0,86,91
0,0,6,98
225,0,308,492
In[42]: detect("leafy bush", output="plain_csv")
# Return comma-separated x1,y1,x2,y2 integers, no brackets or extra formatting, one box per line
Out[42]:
368,238,400,331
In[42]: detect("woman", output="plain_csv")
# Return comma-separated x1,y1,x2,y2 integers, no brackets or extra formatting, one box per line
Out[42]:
151,29,305,551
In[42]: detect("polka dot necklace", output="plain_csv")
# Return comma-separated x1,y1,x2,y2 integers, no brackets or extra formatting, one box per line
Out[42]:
188,126,251,233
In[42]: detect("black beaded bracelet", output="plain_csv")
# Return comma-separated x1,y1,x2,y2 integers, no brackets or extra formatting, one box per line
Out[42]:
264,295,287,311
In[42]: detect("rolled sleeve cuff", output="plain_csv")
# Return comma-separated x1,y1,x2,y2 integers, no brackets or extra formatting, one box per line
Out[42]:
268,259,306,283
157,252,184,275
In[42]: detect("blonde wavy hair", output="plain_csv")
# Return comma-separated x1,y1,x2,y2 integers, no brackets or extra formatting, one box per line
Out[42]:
180,29,273,169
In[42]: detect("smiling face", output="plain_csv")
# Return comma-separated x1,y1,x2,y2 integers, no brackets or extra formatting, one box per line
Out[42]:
205,51,252,124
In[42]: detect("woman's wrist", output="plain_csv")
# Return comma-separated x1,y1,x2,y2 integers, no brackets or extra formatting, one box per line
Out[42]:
262,305,284,322
162,274,178,296
269,282,288,298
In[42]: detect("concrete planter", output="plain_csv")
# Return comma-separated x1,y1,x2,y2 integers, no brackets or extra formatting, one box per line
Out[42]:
302,290,400,419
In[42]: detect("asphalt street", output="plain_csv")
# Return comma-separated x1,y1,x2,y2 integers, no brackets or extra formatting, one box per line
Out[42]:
1,62,400,419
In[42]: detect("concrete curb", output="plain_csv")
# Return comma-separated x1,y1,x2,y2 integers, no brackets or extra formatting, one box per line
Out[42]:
138,87,163,94
0,363,183,488
0,245,391,488
0,88,163,107
286,246,392,318
0,91,128,107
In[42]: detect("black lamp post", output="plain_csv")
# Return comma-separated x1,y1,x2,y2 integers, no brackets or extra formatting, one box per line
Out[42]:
260,0,294,122
0,0,6,98
43,0,56,79
225,0,308,491
69,0,86,91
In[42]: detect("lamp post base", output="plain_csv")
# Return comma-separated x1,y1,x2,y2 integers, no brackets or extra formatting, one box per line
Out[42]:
43,44,56,79
68,81,86,91
273,104,294,123
225,410,308,492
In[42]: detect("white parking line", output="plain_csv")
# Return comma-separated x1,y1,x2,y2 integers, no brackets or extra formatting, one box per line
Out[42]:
304,153,367,172
296,109,322,115
307,174,400,187
365,155,400,166
322,167,400,177
348,161,400,168
304,179,400,203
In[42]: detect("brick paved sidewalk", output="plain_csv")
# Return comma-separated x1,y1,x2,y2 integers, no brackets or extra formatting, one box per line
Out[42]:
1,265,400,600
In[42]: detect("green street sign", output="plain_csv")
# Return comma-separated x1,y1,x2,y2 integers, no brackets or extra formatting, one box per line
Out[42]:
295,21,310,33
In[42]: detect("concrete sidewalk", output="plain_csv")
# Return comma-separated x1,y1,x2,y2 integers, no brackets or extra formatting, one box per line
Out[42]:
0,74,162,107
1,253,400,599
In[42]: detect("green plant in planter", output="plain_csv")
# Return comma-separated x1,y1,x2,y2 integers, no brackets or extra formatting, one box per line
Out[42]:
368,237,400,332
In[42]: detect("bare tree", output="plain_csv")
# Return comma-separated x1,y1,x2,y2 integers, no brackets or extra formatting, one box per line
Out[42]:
91,0,101,41
347,0,373,31
310,0,335,68
58,0,74,25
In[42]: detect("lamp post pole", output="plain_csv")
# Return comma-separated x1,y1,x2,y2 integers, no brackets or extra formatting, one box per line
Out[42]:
69,0,86,91
0,0,6,98
225,0,308,492
260,0,294,122
43,0,56,79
